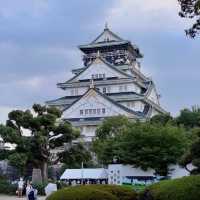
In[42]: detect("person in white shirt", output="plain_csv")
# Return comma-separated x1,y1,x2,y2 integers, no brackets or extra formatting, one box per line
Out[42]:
17,177,24,198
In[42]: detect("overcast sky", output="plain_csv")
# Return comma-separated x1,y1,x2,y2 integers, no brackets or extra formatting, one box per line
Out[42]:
0,0,199,123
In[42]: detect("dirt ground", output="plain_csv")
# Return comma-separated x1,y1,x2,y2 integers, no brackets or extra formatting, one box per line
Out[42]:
0,195,46,200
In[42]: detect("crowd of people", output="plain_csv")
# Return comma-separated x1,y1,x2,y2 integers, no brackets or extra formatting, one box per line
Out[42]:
17,178,38,200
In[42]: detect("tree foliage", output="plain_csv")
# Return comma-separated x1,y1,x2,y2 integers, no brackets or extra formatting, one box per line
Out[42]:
180,128,200,174
61,143,92,168
93,116,188,176
178,0,200,37
150,114,174,125
0,104,83,181
93,116,130,165
176,107,200,128
117,122,188,176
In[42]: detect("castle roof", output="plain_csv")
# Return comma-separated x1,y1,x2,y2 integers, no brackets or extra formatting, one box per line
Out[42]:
62,88,144,119
78,26,143,58
59,56,136,85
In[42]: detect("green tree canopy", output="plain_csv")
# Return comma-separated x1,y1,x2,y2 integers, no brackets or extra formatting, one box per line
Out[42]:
93,116,188,176
0,104,83,181
176,107,200,128
180,128,200,174
92,116,130,165
117,122,188,176
150,114,174,125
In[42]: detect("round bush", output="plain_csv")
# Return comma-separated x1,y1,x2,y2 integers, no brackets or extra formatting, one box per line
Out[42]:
79,185,137,200
46,187,117,200
140,175,200,200
0,177,17,195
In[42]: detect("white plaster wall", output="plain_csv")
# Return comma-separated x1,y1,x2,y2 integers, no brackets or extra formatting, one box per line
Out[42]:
81,125,97,138
148,88,159,104
108,164,193,185
64,87,88,96
64,82,141,96
96,83,141,94
169,164,193,179
121,101,145,112
108,164,155,185
150,108,160,117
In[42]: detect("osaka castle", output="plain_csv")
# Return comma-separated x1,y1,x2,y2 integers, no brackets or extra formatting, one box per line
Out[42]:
47,25,167,143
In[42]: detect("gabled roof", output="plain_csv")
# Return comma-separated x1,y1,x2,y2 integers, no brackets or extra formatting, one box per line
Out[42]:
91,26,124,44
62,88,144,119
46,92,144,109
79,25,129,50
78,25,143,58
61,57,135,84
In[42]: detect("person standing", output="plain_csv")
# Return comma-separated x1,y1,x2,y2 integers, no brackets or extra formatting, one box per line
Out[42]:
17,177,24,198
26,181,37,200
26,181,32,200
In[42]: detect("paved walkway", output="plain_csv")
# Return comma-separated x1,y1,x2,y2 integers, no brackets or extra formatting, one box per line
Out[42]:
0,195,46,200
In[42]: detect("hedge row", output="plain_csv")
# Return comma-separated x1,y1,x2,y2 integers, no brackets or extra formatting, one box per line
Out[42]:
140,175,200,200
46,185,137,200
47,176,200,200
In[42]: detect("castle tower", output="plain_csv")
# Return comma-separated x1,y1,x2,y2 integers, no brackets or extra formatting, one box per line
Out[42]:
47,26,166,143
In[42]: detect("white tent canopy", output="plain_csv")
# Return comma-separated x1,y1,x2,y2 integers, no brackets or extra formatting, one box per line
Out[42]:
60,168,108,180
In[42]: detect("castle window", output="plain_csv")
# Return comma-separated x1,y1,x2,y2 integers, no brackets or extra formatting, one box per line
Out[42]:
81,108,106,116
97,109,101,114
95,74,99,79
71,89,74,96
124,85,127,91
107,86,111,93
75,88,78,95
119,85,123,92
91,74,106,79
71,89,78,96
103,87,107,94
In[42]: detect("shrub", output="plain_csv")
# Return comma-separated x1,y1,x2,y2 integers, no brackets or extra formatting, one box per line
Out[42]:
56,181,69,189
46,187,117,200
33,182,47,195
0,177,17,195
139,175,200,200
79,185,137,200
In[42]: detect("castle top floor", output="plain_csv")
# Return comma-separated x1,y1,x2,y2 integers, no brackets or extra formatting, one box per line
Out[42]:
78,25,143,67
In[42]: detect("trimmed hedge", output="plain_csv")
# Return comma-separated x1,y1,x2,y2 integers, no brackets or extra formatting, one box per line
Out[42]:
79,185,137,200
46,187,117,200
46,184,137,200
140,175,200,200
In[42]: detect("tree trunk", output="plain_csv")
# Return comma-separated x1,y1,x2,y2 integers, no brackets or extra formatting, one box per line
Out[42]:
41,162,48,182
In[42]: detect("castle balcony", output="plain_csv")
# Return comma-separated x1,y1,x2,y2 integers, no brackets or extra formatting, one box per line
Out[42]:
83,50,133,60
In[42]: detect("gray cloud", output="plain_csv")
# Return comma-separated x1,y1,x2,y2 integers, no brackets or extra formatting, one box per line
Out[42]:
0,0,199,123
